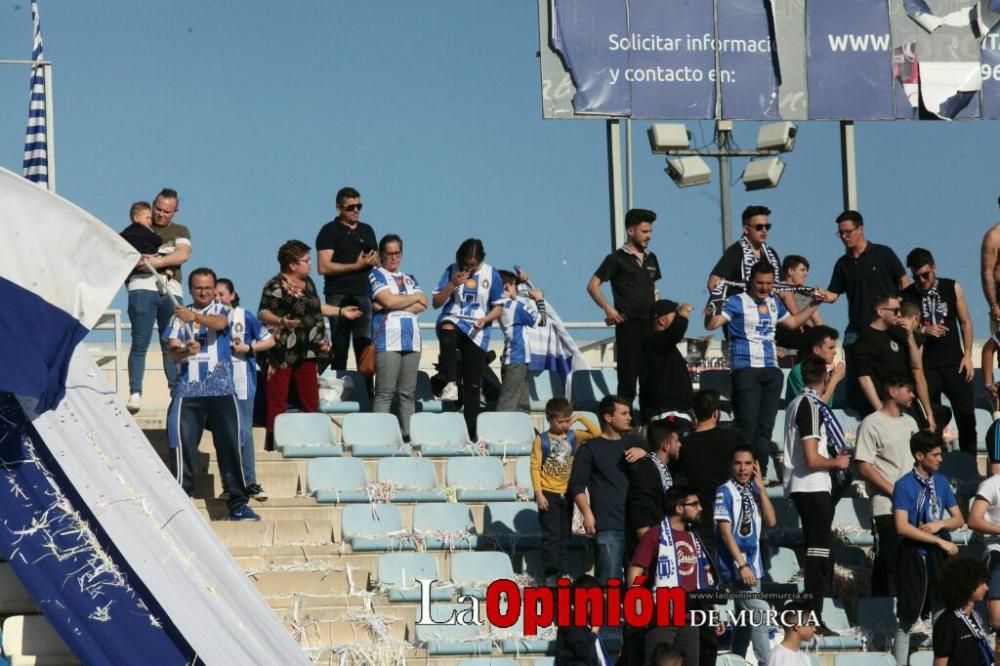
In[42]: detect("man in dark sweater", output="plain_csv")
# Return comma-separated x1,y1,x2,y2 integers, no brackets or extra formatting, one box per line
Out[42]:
568,394,647,584
639,299,695,422
625,418,686,556
671,389,745,558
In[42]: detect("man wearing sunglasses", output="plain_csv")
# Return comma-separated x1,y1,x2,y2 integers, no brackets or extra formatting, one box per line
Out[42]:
316,186,378,373
708,205,781,296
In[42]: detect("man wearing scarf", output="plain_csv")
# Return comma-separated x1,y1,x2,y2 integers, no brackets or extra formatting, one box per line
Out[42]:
708,205,781,298
931,557,995,666
714,445,776,664
891,430,963,666
628,485,719,666
902,247,977,455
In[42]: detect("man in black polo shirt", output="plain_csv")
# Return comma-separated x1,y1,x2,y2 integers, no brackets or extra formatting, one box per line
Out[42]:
902,247,977,454
638,299,694,423
316,186,378,371
587,208,661,408
823,210,910,413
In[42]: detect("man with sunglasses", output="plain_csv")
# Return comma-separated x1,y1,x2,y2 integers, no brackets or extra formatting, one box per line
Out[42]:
708,205,781,296
822,210,910,414
902,247,977,455
316,186,378,372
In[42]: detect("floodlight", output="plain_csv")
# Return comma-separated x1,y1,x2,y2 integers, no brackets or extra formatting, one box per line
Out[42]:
741,157,785,190
756,121,797,152
647,124,691,153
666,156,711,188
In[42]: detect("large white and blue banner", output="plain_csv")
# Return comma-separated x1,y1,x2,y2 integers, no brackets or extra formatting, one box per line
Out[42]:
0,168,309,665
543,0,1000,120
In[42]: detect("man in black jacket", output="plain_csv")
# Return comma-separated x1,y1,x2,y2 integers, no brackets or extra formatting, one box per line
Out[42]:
639,300,695,423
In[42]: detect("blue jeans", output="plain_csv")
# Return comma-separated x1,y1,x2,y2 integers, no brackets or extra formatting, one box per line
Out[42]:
154,290,179,391
237,395,256,484
594,529,626,585
731,367,783,475
730,581,771,663
127,290,160,395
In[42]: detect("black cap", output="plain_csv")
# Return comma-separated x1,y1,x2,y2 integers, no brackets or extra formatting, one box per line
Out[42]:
651,299,678,318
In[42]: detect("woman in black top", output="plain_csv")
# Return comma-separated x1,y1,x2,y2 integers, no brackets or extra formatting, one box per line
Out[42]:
932,557,993,666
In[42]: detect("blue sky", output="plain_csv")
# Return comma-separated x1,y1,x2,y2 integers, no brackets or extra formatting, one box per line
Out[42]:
2,2,998,340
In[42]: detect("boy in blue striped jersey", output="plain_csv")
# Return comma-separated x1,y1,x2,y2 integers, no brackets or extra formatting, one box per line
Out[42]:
496,270,546,412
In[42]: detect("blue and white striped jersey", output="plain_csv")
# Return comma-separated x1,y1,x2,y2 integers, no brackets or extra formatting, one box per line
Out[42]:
228,306,271,401
434,262,504,350
500,296,540,365
164,302,236,398
721,293,788,370
368,267,422,353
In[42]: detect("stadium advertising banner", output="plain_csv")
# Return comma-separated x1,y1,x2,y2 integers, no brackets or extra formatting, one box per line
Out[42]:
538,0,1000,120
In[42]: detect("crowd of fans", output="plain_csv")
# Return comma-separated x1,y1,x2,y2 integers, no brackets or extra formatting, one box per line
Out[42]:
119,187,1000,666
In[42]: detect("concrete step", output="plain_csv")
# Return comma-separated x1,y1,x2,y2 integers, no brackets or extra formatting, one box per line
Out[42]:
196,497,336,523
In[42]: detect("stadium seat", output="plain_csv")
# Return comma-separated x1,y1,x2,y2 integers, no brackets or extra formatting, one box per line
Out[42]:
483,502,541,549
715,656,748,665
273,412,343,457
446,458,517,502
377,458,446,502
415,371,443,413
940,450,980,483
341,504,413,552
832,409,861,441
809,598,863,649
976,408,994,445
412,503,477,550
457,660,519,666
343,413,411,457
377,552,452,602
833,654,895,666
478,412,535,456
514,456,532,489
832,496,874,546
770,412,786,452
450,551,515,599
307,458,369,503
319,369,372,413
410,412,476,456
414,603,492,655
0,564,34,615
533,660,555,666
908,651,934,666
569,369,615,411
764,547,799,585
771,501,803,545
1,614,75,661
498,614,554,654
529,370,564,411
856,597,896,652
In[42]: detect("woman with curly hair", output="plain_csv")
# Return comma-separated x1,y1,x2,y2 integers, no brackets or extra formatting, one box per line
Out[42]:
931,556,993,666
258,240,361,439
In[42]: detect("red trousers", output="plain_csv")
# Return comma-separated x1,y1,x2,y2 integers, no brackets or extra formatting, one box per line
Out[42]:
266,361,319,432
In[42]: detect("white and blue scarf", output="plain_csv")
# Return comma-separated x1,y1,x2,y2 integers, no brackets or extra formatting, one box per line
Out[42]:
739,235,780,281
802,386,853,498
954,608,995,666
648,452,673,493
654,518,714,589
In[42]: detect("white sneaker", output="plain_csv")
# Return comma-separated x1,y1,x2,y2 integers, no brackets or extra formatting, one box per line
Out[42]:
126,393,142,414
439,382,459,401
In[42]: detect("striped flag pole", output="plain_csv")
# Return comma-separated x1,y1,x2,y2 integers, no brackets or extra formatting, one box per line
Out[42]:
22,0,55,191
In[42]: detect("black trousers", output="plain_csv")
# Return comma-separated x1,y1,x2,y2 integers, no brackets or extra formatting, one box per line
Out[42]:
437,325,488,440
791,491,833,617
538,491,572,577
925,364,977,455
872,513,898,597
615,319,648,406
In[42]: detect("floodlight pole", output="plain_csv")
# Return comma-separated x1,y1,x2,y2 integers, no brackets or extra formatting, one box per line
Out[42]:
607,119,626,249
716,124,734,250
840,120,857,211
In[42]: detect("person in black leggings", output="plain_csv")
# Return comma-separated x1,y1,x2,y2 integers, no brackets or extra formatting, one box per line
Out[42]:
432,238,504,440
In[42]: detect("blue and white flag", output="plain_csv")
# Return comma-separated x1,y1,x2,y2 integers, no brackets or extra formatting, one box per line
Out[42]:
0,167,137,411
0,168,309,665
22,0,48,186
517,279,590,393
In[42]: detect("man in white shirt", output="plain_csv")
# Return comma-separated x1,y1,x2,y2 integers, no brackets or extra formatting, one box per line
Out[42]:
967,473,1000,654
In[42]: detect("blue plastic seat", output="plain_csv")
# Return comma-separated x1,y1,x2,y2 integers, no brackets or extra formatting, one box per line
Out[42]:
343,412,411,457
411,412,475,456
377,553,451,602
764,547,800,585
415,371,444,414
483,502,541,549
499,614,554,654
832,409,861,440
514,456,532,490
377,458,446,502
414,603,492,655
772,500,803,545
412,503,477,550
833,496,873,546
529,370,564,411
856,597,896,652
446,458,517,502
569,369,615,411
770,412,786,452
307,458,369,503
273,413,343,457
450,552,514,599
807,598,863,650
833,654,895,666
341,504,412,552
457,660,519,666
715,656,748,665
319,369,372,413
908,651,934,666
478,412,535,456
976,408,995,447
